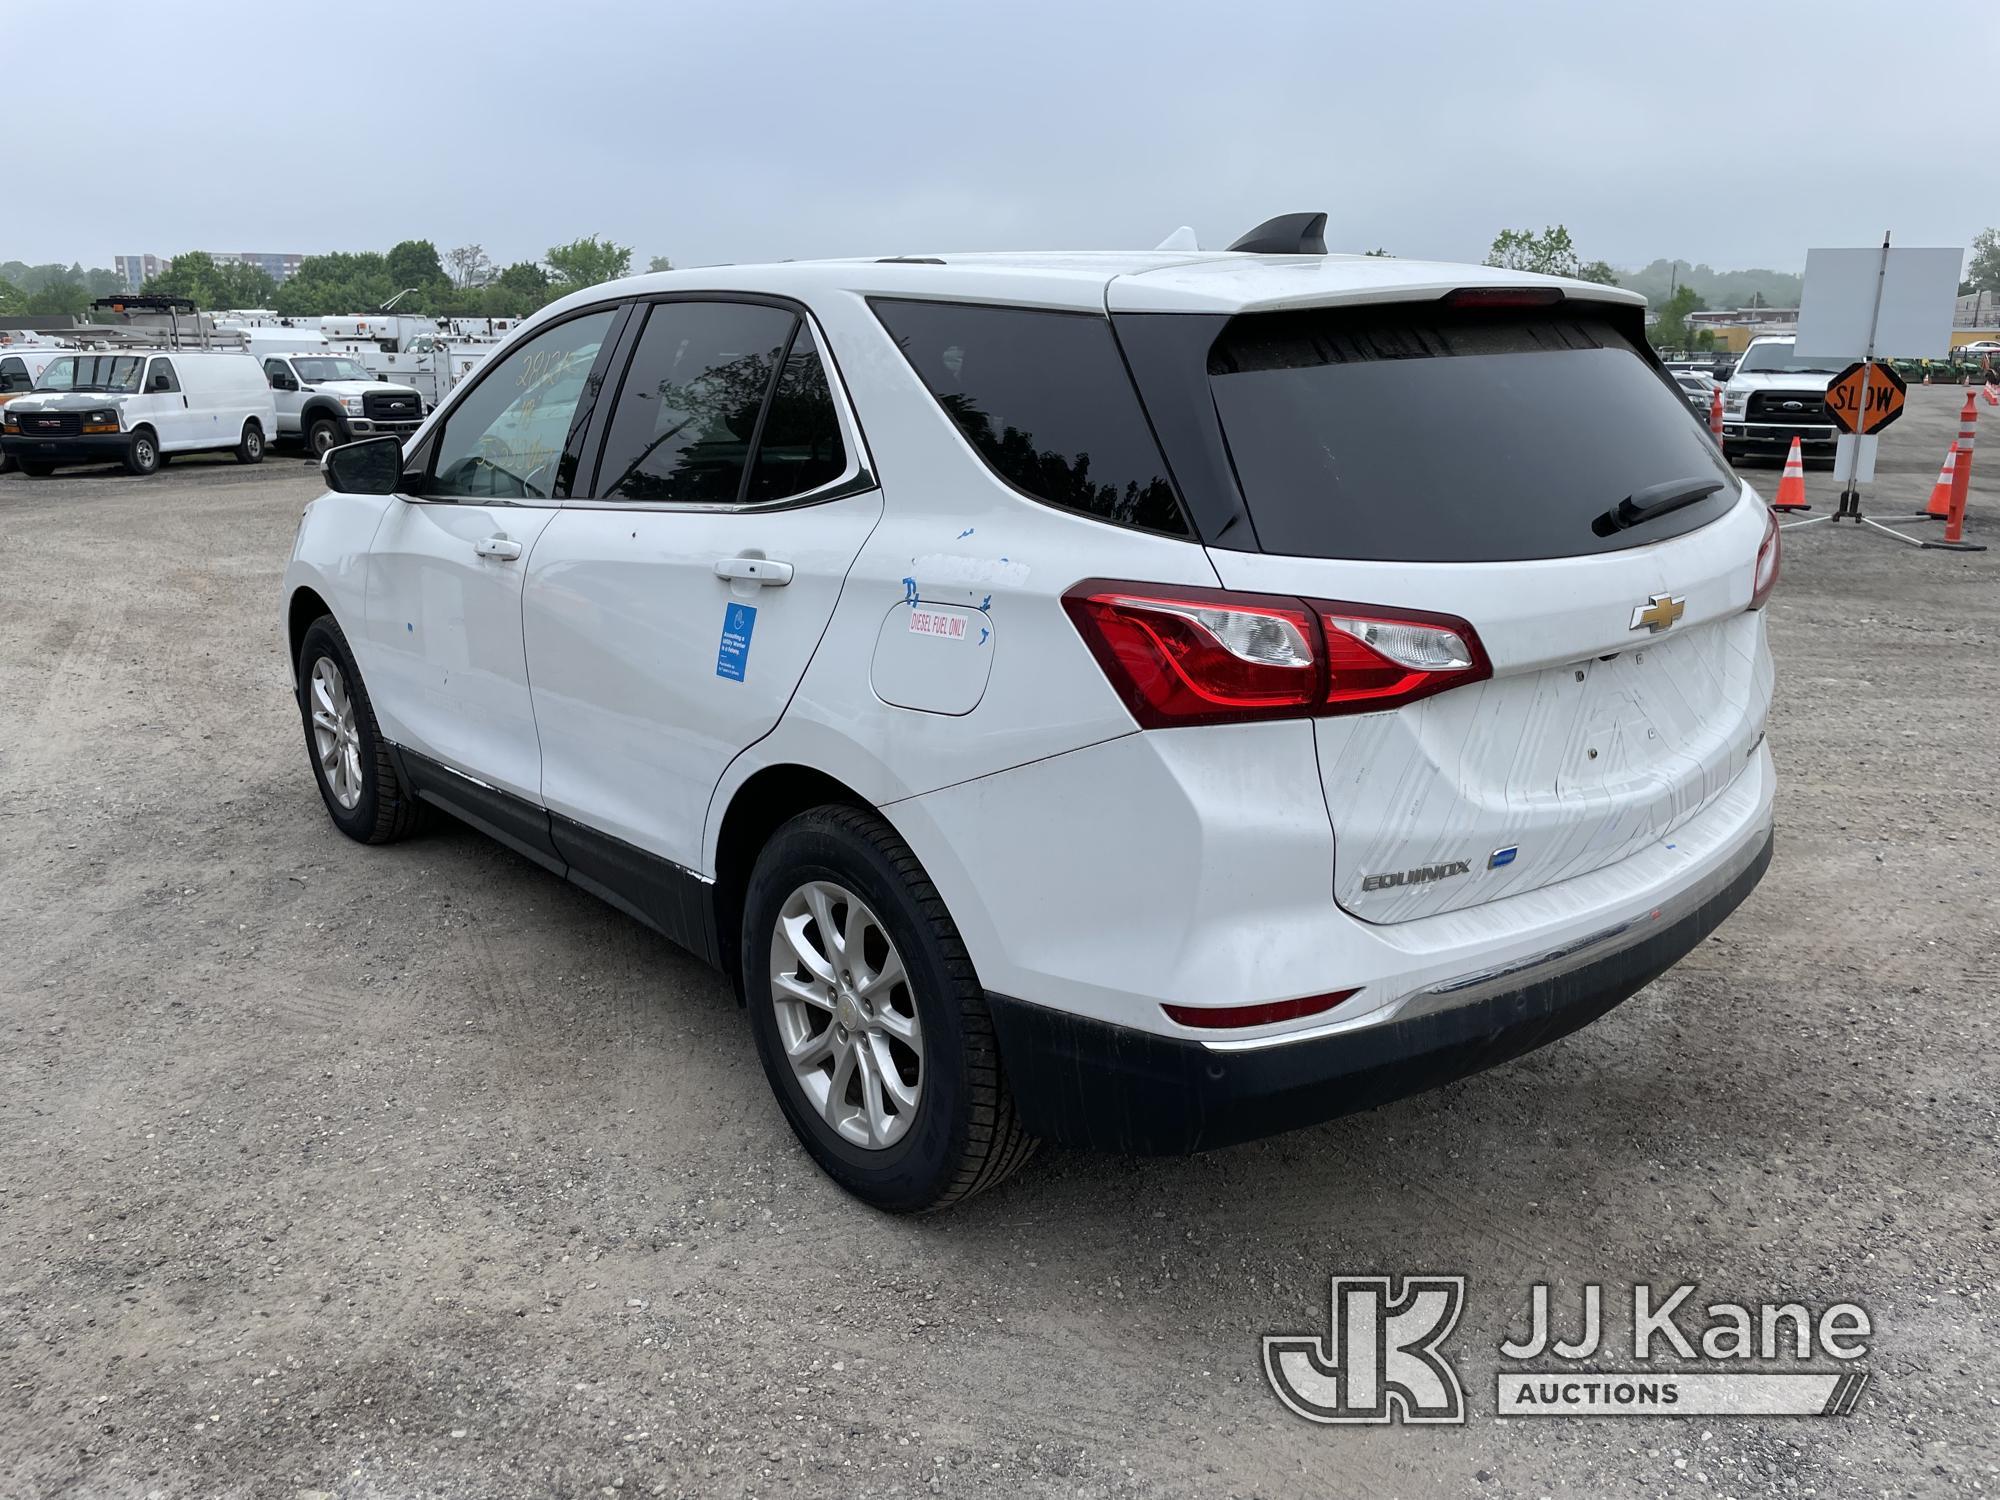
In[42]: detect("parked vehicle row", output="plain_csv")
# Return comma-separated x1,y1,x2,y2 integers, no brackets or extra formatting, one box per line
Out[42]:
0,343,424,474
0,351,274,475
283,223,1778,1211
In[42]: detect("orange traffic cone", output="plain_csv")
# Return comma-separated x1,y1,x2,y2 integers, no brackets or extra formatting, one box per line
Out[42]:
1708,386,1724,442
1919,441,1957,518
1771,435,1811,512
1984,382,1999,408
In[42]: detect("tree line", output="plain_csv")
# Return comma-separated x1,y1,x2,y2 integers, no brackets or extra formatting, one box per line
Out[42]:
136,237,660,320
0,261,127,316
0,238,666,322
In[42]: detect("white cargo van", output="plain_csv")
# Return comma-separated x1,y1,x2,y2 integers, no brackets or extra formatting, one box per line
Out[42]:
0,350,277,476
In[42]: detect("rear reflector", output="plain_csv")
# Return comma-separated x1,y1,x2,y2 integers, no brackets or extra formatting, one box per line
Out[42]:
1064,580,1490,727
1163,988,1361,1030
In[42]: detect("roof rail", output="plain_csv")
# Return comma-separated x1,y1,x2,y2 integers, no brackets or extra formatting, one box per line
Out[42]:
1226,212,1327,256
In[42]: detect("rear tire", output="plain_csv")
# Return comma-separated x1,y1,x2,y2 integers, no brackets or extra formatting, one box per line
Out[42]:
235,420,265,465
123,430,160,476
743,805,1036,1212
295,615,423,845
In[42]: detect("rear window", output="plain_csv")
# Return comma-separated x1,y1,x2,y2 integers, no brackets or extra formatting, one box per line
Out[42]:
873,299,1190,537
1207,307,1736,563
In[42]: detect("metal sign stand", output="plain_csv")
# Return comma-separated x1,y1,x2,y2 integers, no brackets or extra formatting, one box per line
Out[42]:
1782,231,1984,551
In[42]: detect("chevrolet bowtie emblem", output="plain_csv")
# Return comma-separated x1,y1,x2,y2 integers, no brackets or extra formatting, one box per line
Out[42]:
1629,593,1686,633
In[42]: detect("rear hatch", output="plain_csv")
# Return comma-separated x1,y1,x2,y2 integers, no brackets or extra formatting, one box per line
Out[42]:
1132,293,1773,923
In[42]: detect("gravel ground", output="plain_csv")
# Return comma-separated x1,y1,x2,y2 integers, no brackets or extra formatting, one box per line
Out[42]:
2,391,1996,1499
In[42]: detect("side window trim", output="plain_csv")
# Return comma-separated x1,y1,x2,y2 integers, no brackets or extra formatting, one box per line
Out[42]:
410,301,626,507
565,292,875,513
729,313,799,506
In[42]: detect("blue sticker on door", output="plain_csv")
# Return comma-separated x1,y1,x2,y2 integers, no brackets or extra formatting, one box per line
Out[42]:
716,601,757,681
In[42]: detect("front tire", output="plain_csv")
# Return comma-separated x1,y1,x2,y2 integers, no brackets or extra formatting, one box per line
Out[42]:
306,416,346,459
123,430,160,476
295,616,422,844
235,420,265,464
743,806,1035,1212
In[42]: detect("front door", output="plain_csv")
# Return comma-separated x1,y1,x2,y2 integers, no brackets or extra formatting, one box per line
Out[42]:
360,306,621,804
144,357,192,448
524,301,878,875
264,358,303,436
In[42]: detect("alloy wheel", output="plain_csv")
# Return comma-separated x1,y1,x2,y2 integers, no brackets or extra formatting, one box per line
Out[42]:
308,656,363,810
768,880,923,1150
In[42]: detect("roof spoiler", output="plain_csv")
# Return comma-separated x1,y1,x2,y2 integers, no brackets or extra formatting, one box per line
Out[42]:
1227,212,1327,256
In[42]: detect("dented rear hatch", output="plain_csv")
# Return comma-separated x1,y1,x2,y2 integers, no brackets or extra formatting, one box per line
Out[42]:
1123,293,1774,923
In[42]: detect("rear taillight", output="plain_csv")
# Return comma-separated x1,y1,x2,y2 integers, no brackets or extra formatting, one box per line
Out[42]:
1162,988,1360,1030
1063,580,1490,728
1750,509,1780,609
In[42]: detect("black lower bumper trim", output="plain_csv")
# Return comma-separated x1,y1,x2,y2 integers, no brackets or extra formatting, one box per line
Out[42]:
986,831,1773,1155
0,434,128,463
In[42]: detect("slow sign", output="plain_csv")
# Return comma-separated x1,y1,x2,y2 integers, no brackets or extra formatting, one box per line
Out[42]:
1823,360,1907,436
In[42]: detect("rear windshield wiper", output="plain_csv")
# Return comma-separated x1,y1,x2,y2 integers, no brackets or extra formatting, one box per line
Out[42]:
1593,477,1728,537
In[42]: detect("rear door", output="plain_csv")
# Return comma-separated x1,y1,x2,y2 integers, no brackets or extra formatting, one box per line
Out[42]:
523,298,879,876
1147,298,1773,923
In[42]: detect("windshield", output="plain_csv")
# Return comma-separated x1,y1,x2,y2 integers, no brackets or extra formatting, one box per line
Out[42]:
1736,342,1840,375
37,355,145,394
291,357,375,383
1201,307,1737,563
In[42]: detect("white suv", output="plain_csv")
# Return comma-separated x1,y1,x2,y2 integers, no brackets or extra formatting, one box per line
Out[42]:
283,218,1779,1211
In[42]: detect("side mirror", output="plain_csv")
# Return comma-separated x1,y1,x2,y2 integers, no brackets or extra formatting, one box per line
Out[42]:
321,434,406,495
150,373,171,391
272,373,297,391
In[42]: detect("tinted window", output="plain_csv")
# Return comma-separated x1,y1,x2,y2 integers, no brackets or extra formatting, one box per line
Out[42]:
428,309,616,501
596,301,794,503
147,358,180,393
873,299,1189,536
1206,308,1736,563
0,357,26,392
746,323,847,502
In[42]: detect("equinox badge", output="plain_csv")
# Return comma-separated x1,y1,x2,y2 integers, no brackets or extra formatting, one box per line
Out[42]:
1362,860,1472,892
1629,593,1686,634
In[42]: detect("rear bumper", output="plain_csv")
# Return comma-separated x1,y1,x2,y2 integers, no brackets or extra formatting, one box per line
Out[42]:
0,433,127,464
987,828,1772,1155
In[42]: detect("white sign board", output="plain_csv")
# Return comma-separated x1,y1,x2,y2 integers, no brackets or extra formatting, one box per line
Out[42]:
1794,246,1961,359
1833,433,1878,486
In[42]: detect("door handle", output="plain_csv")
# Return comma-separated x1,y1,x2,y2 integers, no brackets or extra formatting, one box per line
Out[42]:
714,556,793,587
474,535,522,561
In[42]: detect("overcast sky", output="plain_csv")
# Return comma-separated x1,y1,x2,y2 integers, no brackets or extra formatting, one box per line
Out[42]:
8,0,1996,275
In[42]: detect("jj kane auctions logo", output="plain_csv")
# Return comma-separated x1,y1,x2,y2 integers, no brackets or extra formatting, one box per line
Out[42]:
1265,1277,1871,1423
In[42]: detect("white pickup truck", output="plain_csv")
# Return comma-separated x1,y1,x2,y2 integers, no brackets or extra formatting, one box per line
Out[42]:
1719,335,1844,465
256,351,424,457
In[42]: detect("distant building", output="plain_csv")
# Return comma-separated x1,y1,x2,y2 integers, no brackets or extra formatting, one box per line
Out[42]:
206,251,306,284
114,253,171,291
